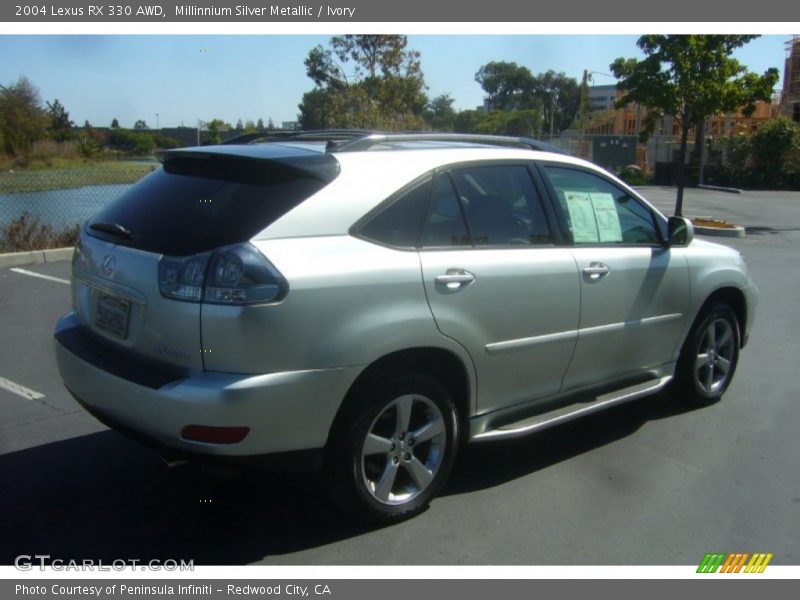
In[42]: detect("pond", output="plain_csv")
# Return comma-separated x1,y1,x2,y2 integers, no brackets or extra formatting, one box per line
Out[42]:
0,184,132,230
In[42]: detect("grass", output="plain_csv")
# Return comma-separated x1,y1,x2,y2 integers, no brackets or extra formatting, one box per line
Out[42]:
0,160,156,194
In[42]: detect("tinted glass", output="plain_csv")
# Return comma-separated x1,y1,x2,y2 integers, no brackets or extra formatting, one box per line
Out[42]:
87,155,333,256
359,178,431,247
450,165,551,245
543,166,660,245
422,174,471,247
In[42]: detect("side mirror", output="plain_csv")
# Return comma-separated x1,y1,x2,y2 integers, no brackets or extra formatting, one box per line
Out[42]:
667,216,694,246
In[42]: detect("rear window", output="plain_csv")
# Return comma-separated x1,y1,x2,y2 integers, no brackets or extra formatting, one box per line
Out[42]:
87,153,338,256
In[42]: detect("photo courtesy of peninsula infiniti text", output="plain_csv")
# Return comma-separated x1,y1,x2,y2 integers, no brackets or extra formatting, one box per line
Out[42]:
54,130,758,522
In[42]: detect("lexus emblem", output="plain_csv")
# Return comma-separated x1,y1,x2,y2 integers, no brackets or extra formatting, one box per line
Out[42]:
101,255,116,277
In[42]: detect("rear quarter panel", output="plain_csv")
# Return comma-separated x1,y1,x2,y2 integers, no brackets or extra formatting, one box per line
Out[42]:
200,236,478,409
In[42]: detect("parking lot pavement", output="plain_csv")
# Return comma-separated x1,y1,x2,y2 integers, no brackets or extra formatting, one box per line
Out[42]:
1,188,799,566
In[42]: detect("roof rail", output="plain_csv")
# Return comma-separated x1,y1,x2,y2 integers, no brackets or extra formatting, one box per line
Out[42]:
220,129,568,155
221,129,376,146
329,133,568,155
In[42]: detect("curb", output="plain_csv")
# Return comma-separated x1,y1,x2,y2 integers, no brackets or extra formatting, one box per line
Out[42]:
697,184,743,194
0,247,74,269
692,224,746,238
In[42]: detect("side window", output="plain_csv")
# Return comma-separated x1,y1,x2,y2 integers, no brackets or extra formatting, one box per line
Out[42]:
421,174,471,247
543,166,660,245
359,178,431,247
450,165,552,246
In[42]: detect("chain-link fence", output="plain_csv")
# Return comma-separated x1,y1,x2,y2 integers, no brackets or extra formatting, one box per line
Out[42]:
0,161,156,253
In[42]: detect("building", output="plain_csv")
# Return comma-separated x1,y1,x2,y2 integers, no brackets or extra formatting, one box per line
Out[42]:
584,94,777,137
781,35,800,122
587,84,618,113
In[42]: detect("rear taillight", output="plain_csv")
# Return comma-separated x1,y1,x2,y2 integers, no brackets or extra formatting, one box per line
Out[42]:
158,243,287,305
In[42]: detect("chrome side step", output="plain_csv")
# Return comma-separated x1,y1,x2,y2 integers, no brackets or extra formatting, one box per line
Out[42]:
471,376,672,442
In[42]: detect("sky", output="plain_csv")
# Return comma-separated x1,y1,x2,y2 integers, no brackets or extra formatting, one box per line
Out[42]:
0,35,790,129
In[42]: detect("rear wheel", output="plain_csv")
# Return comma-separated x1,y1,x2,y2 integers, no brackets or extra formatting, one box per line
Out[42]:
671,304,740,404
325,371,459,522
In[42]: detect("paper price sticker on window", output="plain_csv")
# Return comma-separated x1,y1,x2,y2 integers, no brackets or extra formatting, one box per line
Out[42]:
590,192,623,242
564,191,599,243
564,190,623,243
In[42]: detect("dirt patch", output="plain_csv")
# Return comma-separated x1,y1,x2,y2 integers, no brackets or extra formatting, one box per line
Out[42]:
692,217,738,229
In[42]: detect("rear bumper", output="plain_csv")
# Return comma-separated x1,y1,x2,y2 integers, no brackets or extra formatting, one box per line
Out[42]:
54,312,361,457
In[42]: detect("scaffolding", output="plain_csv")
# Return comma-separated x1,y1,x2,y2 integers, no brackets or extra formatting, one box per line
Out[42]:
781,35,800,122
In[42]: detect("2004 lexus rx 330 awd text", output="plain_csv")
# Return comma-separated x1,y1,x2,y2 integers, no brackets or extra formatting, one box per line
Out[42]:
54,131,757,521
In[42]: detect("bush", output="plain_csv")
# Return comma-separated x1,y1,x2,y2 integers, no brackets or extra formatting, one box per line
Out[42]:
617,164,650,185
708,119,800,190
0,212,79,252
29,139,81,162
749,117,800,189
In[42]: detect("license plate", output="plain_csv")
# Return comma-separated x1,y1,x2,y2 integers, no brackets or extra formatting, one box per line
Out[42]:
95,295,130,339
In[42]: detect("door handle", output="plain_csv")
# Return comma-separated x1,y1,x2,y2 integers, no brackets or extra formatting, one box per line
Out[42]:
435,269,476,289
582,263,610,280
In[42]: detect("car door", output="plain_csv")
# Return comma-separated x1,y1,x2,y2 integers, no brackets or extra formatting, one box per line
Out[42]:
418,162,580,414
539,164,690,391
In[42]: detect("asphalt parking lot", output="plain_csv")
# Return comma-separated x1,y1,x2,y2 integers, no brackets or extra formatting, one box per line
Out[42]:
1,186,798,566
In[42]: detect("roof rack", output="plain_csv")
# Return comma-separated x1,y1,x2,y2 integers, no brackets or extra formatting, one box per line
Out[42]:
221,129,375,146
220,129,568,155
329,133,568,155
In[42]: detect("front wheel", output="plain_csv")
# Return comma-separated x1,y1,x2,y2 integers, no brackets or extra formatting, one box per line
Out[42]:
671,304,741,404
325,372,459,523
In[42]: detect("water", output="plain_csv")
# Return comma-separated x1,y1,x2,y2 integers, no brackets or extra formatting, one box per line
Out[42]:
0,184,132,229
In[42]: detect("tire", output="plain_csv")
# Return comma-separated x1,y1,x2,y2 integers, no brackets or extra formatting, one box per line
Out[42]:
670,303,741,405
324,371,459,523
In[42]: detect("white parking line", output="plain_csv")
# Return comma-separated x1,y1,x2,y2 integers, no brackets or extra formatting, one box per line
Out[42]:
0,377,45,400
9,268,70,285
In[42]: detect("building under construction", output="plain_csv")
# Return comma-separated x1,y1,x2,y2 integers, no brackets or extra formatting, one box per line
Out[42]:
782,35,800,122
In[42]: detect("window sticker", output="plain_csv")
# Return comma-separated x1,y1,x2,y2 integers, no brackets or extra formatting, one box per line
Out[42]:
563,190,624,243
564,191,599,243
589,192,623,242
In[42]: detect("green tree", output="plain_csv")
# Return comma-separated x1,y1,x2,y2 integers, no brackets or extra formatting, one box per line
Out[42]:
256,117,264,129
205,118,228,144
111,117,120,128
452,109,483,134
235,118,244,131
267,117,275,130
475,61,536,111
425,94,457,131
533,70,580,135
611,35,779,215
473,109,542,137
474,63,578,134
299,35,428,130
46,99,74,141
0,76,49,156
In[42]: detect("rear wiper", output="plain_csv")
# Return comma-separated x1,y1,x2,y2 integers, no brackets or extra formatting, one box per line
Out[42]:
90,222,132,239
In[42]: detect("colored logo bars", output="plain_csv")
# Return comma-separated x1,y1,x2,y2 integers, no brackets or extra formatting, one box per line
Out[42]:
697,552,773,573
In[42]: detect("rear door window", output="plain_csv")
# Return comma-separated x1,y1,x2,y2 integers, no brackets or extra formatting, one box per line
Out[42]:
421,174,472,247
450,164,552,246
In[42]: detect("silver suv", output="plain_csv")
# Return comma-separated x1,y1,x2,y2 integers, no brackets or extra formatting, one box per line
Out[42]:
54,132,757,521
